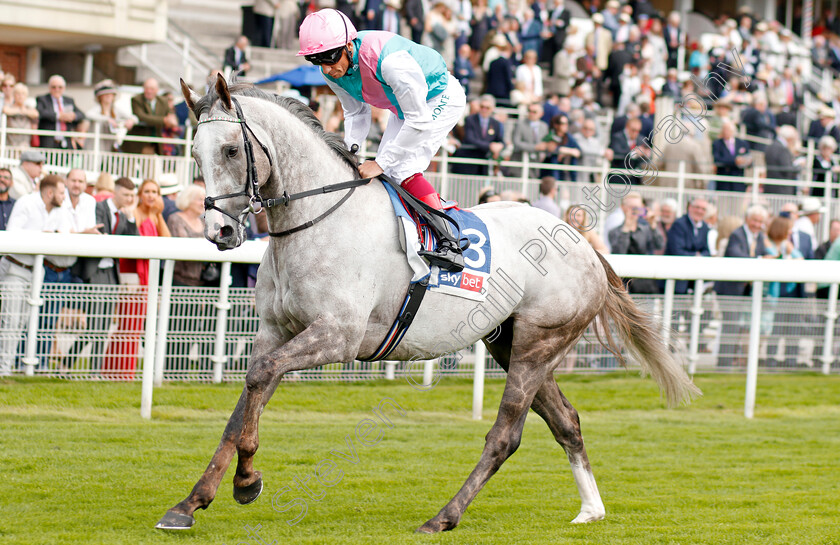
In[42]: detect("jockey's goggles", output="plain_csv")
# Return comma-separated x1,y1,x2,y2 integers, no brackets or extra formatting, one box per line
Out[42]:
305,46,345,66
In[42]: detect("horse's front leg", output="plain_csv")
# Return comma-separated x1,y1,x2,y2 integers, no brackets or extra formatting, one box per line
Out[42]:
232,314,363,505
156,315,362,529
156,388,248,529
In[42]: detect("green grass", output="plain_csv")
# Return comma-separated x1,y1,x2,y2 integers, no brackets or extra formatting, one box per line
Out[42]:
1,374,838,545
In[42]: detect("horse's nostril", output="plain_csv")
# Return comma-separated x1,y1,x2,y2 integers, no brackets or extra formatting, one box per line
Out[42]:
220,225,235,239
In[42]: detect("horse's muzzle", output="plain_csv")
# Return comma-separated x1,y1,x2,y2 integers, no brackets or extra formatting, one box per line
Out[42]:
206,222,242,251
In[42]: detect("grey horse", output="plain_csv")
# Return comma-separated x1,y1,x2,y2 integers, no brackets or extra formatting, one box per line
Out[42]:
156,76,700,533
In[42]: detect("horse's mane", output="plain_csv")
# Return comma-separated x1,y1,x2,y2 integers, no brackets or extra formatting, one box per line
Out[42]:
194,80,359,174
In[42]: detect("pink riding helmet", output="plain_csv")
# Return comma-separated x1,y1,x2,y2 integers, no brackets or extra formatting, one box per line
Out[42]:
297,9,358,56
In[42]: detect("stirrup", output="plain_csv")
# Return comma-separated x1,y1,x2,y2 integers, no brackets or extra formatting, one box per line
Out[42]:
419,242,465,272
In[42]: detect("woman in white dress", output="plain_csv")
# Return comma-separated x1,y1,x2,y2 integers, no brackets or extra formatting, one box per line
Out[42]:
84,80,138,152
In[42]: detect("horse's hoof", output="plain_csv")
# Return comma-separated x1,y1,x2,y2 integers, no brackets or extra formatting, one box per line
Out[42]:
155,510,195,530
415,522,439,534
233,475,263,505
570,508,605,524
415,516,457,534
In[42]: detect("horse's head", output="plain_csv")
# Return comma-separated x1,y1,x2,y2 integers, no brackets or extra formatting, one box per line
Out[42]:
182,76,274,250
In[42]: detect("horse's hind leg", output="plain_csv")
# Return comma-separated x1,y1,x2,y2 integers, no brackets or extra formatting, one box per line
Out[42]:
416,320,567,534
482,319,604,524
531,379,605,523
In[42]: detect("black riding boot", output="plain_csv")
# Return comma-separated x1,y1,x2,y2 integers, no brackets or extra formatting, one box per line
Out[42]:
418,214,466,272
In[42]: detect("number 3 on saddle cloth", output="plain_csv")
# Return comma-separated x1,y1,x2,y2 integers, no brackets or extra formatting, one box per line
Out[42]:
380,181,492,303
363,181,494,361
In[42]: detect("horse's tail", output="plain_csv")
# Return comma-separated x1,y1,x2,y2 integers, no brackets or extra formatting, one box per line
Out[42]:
593,252,702,407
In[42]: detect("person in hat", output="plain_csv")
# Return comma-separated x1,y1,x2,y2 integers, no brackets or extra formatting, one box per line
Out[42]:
794,197,825,250
811,135,840,198
807,105,840,143
600,0,621,35
85,80,138,152
297,8,468,270
10,150,45,200
157,173,183,222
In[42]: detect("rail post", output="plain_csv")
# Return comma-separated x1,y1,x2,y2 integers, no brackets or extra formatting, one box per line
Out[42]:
662,279,676,348
141,259,161,419
472,341,486,420
21,255,45,376
687,279,704,375
744,281,764,419
211,262,232,384
154,259,175,386
821,283,839,375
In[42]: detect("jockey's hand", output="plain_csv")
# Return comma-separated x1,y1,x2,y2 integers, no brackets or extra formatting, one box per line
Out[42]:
359,160,384,179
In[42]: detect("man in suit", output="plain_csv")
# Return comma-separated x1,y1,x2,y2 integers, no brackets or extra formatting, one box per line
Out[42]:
404,0,425,43
511,102,550,178
36,75,85,150
73,177,139,285
485,37,515,107
741,95,776,151
605,41,633,109
661,68,681,99
664,11,682,69
764,125,800,195
713,120,752,192
714,205,769,367
609,117,651,185
610,103,652,142
124,78,176,155
664,197,711,294
223,36,252,76
541,0,570,72
519,8,543,54
363,0,384,30
452,95,505,176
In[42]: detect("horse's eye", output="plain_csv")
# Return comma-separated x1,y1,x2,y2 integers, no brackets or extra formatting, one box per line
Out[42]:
226,146,238,158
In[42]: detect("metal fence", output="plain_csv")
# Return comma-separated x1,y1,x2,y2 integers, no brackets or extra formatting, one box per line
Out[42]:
3,282,837,382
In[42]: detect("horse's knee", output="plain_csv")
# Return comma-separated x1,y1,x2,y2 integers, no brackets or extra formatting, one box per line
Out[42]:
484,429,522,464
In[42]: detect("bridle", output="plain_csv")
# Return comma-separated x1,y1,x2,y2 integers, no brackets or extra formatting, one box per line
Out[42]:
196,96,371,237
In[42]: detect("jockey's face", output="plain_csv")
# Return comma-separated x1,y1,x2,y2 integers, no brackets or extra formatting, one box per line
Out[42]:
320,44,352,79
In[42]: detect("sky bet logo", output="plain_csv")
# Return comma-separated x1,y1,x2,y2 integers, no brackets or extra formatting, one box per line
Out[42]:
440,271,484,293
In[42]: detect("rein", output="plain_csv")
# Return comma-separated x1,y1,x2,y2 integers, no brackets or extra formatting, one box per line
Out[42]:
196,96,369,237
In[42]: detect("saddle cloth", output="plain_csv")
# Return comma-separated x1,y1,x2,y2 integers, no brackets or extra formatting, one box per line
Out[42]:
381,181,492,302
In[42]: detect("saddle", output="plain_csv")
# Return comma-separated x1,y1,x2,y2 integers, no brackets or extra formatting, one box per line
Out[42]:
378,175,469,272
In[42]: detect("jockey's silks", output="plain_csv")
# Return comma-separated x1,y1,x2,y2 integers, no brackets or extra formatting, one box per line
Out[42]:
324,31,449,120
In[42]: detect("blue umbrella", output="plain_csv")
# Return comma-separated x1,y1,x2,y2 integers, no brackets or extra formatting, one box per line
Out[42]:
255,65,327,87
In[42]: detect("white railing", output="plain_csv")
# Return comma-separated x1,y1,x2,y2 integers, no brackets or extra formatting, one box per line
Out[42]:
1,233,838,421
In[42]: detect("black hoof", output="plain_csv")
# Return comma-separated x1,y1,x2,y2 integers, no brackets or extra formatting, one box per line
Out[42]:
233,476,263,505
155,510,195,530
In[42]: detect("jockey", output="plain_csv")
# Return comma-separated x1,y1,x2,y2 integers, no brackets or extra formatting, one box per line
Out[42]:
298,8,467,272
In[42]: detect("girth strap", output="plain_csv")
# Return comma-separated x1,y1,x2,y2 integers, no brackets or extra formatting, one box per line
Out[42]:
361,276,429,361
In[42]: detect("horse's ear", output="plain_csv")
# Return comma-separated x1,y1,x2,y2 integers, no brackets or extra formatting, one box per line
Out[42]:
180,79,200,112
215,74,233,111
